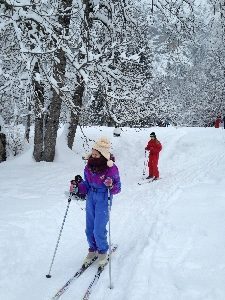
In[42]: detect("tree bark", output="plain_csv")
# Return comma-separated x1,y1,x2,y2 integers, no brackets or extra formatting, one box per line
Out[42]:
0,132,6,162
67,75,84,149
66,0,93,148
40,0,73,161
42,49,66,161
33,61,45,162
25,102,31,143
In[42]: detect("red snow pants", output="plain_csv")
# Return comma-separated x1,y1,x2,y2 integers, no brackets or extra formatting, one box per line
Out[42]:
148,154,159,178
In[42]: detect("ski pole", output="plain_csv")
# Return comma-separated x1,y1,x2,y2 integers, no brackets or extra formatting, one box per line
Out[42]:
143,150,147,176
107,187,113,289
46,194,72,278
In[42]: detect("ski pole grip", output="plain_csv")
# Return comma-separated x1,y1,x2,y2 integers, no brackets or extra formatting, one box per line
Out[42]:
107,188,111,210
107,187,111,200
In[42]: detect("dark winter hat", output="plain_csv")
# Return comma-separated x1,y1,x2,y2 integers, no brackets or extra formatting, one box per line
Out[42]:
150,132,156,138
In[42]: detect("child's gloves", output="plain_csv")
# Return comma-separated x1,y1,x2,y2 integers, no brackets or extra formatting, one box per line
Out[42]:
74,175,83,184
76,193,86,200
69,180,77,193
69,175,85,200
70,184,78,194
70,175,83,194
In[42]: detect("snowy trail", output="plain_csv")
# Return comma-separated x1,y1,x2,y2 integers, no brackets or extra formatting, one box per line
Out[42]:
88,128,225,300
0,127,225,300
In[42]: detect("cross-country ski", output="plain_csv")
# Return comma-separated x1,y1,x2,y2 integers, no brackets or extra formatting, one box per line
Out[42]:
50,245,117,300
82,245,118,300
50,257,97,300
138,177,161,185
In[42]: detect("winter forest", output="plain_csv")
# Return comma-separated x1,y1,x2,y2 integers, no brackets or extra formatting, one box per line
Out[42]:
0,0,225,161
1,1,225,300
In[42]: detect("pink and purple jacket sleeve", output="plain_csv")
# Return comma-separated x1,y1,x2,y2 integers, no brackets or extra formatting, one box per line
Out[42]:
107,165,121,195
78,164,121,196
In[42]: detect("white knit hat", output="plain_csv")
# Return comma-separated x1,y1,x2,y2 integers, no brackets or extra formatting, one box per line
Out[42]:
92,137,114,167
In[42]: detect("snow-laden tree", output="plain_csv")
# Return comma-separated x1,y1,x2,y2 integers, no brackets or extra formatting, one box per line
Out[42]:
161,0,225,126
64,0,153,143
1,0,225,163
1,0,142,159
135,0,225,127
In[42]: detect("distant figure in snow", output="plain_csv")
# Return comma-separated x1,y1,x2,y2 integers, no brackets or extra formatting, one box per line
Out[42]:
0,125,6,162
214,116,221,128
145,132,162,180
113,125,122,137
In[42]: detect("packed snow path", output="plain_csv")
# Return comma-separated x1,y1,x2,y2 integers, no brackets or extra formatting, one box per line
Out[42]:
0,127,225,300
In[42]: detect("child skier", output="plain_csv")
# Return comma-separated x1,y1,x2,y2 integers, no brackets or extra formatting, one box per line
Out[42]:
145,132,162,180
75,137,121,267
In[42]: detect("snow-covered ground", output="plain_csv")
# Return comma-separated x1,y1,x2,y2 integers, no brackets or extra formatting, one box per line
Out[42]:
1,126,225,300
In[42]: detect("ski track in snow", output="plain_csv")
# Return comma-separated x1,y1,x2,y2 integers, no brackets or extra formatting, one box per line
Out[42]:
92,128,225,300
0,127,225,300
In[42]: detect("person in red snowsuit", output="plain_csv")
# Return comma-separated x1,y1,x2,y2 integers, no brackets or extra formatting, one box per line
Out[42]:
214,116,221,128
145,132,162,180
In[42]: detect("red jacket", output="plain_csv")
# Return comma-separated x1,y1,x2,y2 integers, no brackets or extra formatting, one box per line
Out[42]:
145,139,162,156
215,117,221,128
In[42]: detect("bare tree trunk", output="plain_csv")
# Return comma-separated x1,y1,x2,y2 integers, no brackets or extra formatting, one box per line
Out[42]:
66,0,93,148
67,75,84,149
33,62,45,162
25,102,31,142
42,49,66,161
41,0,73,161
0,132,6,162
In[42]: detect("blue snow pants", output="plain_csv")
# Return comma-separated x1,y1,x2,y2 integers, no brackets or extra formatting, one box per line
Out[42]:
85,187,111,254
